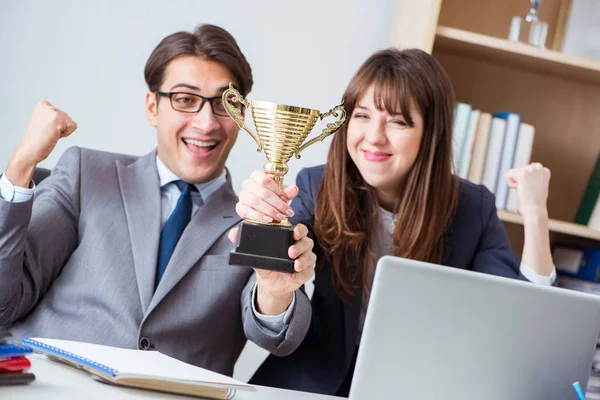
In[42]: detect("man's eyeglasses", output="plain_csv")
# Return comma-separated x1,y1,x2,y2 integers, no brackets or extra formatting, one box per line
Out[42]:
155,91,242,117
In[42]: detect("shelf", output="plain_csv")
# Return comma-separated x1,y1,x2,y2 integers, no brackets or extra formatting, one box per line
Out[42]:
497,210,600,242
434,26,600,86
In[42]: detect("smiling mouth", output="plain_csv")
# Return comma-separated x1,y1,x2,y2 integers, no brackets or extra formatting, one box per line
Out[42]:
182,138,219,158
362,149,392,162
183,138,217,149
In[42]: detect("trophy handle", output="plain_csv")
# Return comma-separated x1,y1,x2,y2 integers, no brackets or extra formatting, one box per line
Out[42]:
294,103,347,159
222,84,263,152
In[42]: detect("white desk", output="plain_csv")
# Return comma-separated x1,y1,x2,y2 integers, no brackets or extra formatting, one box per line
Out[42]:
4,354,339,400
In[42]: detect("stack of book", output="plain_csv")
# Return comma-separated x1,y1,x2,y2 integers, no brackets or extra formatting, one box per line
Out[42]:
0,328,35,385
452,103,535,212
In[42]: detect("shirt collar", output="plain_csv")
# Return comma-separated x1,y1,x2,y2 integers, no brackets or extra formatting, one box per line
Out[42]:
156,156,227,202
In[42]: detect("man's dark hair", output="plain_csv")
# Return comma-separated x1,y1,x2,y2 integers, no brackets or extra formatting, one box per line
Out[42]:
144,24,253,96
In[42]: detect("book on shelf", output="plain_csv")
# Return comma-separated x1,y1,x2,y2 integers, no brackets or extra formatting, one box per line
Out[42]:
457,109,480,179
452,102,472,175
575,152,600,226
505,122,536,212
588,193,600,231
493,112,521,210
481,116,507,194
22,338,254,399
467,112,492,184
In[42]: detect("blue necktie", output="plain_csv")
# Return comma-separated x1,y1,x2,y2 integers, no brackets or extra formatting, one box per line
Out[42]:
155,181,196,289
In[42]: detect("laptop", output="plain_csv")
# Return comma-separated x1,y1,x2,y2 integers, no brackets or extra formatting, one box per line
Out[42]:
349,256,600,400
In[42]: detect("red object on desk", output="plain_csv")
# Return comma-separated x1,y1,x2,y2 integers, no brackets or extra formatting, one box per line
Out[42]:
0,357,31,373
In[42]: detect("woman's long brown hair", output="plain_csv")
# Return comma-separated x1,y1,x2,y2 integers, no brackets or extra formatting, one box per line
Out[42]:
314,48,459,302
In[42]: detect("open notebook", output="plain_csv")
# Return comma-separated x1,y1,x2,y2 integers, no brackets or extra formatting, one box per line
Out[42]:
23,338,255,399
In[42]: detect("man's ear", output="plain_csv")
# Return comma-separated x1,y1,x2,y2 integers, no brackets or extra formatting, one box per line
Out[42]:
145,91,158,127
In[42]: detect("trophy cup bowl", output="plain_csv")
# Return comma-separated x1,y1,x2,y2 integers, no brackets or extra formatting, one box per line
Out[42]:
223,84,347,273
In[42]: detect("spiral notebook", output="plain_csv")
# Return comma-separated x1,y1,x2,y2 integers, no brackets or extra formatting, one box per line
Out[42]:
22,338,254,399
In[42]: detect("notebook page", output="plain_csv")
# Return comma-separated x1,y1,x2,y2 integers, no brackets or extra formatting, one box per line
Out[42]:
31,338,250,388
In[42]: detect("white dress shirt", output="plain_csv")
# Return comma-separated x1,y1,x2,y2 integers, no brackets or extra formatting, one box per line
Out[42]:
0,172,35,202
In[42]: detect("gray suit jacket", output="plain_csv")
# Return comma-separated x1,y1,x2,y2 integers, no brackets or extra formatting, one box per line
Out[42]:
0,147,310,376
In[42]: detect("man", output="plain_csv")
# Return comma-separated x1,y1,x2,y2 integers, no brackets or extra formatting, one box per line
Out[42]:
0,24,315,377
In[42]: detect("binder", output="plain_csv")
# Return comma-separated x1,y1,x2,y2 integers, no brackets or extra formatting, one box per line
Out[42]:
0,343,33,358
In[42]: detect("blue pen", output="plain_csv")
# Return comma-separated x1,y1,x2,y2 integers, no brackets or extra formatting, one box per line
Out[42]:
573,381,585,400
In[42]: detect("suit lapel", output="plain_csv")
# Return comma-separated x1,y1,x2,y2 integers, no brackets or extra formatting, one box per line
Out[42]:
116,150,161,314
146,173,241,315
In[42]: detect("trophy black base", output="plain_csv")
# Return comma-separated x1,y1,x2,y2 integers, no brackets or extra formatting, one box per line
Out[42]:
229,221,295,274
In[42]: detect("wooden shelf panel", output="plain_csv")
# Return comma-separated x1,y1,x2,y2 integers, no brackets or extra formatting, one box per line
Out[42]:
438,0,566,51
434,26,600,86
498,210,600,242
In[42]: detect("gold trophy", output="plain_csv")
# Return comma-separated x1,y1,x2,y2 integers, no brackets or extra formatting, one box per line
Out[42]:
223,84,347,273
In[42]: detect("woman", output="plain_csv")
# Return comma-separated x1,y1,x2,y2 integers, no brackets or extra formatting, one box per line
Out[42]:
233,48,555,396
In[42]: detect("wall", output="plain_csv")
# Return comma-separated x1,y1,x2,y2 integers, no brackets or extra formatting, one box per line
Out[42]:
1,0,396,193
0,0,396,381
562,0,600,61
